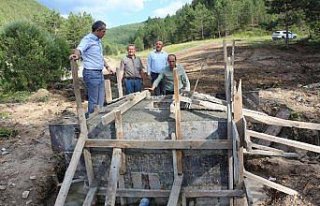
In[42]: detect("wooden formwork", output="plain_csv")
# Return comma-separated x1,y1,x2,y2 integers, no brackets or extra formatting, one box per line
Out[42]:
54,41,320,206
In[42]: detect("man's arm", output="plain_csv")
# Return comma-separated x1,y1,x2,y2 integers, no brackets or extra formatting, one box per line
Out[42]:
149,72,164,90
69,49,81,60
180,65,190,91
147,53,152,76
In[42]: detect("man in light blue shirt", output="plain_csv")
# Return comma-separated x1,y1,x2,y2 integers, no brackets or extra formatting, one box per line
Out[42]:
147,40,168,95
69,20,112,118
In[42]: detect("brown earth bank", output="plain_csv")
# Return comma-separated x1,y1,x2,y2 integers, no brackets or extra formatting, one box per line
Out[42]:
0,40,319,205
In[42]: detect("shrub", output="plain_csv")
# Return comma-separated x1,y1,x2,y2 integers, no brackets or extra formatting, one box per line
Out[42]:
0,21,70,92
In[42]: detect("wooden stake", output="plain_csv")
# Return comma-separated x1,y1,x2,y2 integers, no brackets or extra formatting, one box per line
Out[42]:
116,67,123,98
173,68,183,175
104,148,122,206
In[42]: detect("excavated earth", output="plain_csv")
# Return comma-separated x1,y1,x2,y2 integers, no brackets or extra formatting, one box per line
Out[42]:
0,40,319,205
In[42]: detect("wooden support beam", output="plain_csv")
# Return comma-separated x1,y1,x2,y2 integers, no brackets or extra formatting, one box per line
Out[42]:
85,139,232,150
104,148,122,206
247,130,320,154
243,149,299,158
244,112,320,130
167,175,183,206
116,67,123,98
96,188,244,198
101,90,148,125
183,189,244,198
105,78,113,103
114,110,126,175
244,170,298,196
83,149,94,186
173,68,183,175
54,61,89,206
191,92,227,106
225,57,234,206
83,187,98,206
243,178,253,206
257,108,291,146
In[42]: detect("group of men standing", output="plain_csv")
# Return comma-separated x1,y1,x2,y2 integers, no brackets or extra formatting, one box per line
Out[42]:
70,20,190,118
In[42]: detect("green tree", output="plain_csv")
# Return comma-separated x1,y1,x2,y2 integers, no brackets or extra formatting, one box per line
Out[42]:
134,36,144,51
33,10,64,36
61,12,94,48
0,21,69,92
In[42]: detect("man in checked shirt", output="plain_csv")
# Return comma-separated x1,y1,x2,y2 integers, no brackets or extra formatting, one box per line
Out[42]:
119,44,147,94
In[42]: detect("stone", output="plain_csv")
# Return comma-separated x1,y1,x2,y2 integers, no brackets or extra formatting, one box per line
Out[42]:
29,176,36,180
22,191,30,199
0,185,6,190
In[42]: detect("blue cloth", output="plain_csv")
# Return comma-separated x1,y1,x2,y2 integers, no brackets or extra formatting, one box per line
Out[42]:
82,69,105,115
147,50,168,75
77,33,104,70
124,78,142,94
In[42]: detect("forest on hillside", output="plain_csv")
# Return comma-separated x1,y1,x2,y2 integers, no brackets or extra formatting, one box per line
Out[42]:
130,0,320,50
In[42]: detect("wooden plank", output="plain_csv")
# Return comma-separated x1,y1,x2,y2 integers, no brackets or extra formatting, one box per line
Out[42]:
85,139,232,150
244,111,320,130
54,61,89,206
251,143,285,153
243,149,299,158
173,68,183,175
118,175,127,206
232,121,240,186
223,39,227,63
244,171,298,196
97,188,244,198
114,110,126,175
104,148,122,206
225,58,234,206
83,187,98,206
83,149,94,186
116,67,123,98
243,178,253,206
167,175,183,206
247,130,320,154
101,90,148,125
105,79,113,103
171,133,178,176
257,107,291,146
191,92,227,106
184,189,244,198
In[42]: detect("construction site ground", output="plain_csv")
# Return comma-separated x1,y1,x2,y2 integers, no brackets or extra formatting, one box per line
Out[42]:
0,40,319,205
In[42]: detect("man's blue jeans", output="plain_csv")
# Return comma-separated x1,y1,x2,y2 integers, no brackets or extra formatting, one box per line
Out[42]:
124,78,142,94
83,69,105,115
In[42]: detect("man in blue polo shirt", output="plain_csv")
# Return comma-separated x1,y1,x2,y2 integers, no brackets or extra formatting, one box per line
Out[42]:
147,40,168,95
69,20,113,118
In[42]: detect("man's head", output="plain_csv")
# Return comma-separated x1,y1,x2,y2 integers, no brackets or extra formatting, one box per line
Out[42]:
167,54,177,70
92,20,107,39
127,44,136,57
155,40,163,52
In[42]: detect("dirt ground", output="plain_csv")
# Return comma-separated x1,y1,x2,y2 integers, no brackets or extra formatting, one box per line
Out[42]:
0,40,319,205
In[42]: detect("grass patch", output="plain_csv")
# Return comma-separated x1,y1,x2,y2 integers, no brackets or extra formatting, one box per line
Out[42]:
0,91,31,103
0,127,18,138
0,112,10,120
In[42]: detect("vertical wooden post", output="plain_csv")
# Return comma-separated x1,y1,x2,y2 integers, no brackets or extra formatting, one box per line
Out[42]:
105,75,113,103
114,110,127,206
223,39,227,64
173,68,183,175
116,67,124,98
104,148,122,206
225,49,234,206
233,80,245,206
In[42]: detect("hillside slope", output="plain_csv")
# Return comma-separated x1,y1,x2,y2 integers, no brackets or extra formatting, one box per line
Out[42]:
106,22,144,45
0,0,48,27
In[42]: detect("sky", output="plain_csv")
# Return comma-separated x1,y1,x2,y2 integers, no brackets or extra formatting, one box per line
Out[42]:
36,0,193,28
